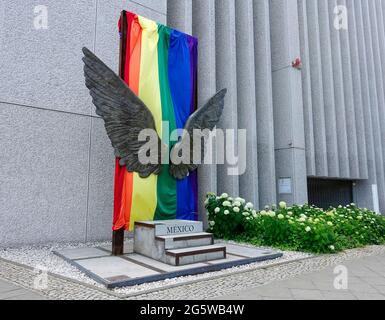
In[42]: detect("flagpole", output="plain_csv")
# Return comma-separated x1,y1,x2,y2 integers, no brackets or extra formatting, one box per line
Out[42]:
112,10,127,256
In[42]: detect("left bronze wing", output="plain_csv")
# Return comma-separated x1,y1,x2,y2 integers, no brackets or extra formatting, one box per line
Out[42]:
82,47,163,178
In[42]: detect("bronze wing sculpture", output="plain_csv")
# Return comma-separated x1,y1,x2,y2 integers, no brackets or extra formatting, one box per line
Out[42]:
82,47,227,180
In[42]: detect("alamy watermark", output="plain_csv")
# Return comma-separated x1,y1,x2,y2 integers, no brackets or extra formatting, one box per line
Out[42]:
334,5,348,30
33,5,48,30
138,123,247,176
33,266,48,290
333,265,349,290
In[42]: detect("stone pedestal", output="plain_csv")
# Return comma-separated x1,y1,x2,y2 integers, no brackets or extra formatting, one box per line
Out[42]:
133,220,226,266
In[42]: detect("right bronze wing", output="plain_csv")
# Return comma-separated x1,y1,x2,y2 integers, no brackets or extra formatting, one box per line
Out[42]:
82,47,162,178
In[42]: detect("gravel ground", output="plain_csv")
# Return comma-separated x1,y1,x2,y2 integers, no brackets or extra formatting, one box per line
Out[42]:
0,241,111,288
0,244,385,299
0,240,310,295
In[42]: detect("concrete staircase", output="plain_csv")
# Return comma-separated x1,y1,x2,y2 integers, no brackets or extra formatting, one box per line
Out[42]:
134,220,226,266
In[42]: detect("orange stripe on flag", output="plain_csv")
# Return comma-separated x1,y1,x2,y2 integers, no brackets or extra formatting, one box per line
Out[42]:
120,13,142,230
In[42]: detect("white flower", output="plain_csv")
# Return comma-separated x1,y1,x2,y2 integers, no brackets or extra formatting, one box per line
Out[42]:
305,226,311,232
245,202,254,209
329,245,335,251
327,221,333,226
298,217,306,222
242,212,250,217
235,197,246,204
224,210,230,215
204,198,209,205
357,215,363,220
209,221,215,226
233,201,241,207
287,211,293,216
279,201,287,209
268,211,276,218
222,201,231,207
214,207,220,213
220,193,229,199
278,214,285,220
260,210,267,216
233,207,240,213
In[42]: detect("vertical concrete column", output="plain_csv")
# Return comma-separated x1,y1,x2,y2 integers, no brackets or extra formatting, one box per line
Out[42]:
328,0,350,178
374,0,385,175
269,0,308,205
342,0,368,180
347,0,377,211
297,0,316,177
253,0,277,207
336,0,360,179
192,0,217,225
358,0,385,212
305,0,328,177
215,0,239,197
317,0,340,178
235,0,259,206
167,0,192,33
366,0,385,212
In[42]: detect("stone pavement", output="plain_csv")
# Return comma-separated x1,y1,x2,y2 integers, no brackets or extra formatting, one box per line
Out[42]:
215,253,385,300
0,278,46,300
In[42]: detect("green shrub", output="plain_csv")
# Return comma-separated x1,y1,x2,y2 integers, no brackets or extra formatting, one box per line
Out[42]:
205,192,385,254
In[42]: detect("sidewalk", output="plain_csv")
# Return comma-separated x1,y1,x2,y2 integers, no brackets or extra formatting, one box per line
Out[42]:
0,279,46,300
216,253,385,300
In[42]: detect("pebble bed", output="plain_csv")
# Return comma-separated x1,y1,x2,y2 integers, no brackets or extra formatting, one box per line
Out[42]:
0,240,310,295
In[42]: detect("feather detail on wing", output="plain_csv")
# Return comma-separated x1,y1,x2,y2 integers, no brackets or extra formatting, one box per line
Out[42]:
82,47,162,178
169,89,227,180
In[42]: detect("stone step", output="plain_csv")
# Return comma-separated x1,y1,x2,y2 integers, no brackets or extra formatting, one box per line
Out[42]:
165,244,226,266
155,232,214,250
135,220,203,236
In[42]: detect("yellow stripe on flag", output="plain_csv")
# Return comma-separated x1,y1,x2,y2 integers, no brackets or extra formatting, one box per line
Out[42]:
129,16,162,229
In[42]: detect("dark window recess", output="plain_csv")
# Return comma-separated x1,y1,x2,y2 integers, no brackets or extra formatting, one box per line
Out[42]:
307,179,353,209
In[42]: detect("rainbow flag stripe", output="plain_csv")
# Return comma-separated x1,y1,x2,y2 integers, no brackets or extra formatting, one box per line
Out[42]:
113,11,198,231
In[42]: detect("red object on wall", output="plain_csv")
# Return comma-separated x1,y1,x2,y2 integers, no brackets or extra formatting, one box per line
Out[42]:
292,57,302,70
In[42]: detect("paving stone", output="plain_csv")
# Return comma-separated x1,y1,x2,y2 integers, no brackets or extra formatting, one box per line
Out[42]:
353,292,385,300
127,253,208,272
56,248,110,260
320,290,357,300
0,288,30,299
0,279,19,293
5,292,46,300
76,256,160,280
290,289,325,300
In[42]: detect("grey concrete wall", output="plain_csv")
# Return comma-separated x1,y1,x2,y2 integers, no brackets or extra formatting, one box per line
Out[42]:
0,0,166,247
2,0,385,246
168,0,385,213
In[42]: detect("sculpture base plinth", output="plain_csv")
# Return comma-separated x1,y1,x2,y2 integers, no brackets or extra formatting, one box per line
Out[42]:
133,220,226,266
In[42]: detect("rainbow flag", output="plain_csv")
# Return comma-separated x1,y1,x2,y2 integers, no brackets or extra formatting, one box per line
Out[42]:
113,11,198,231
